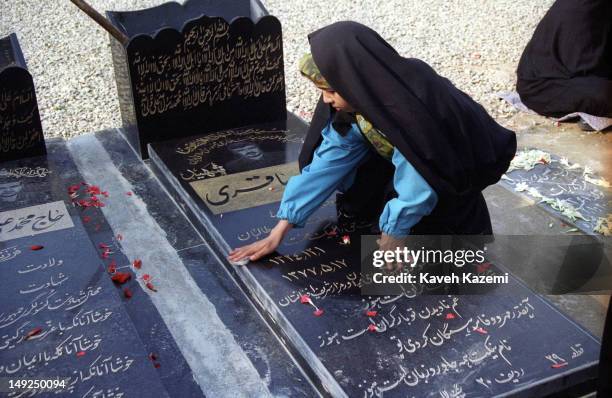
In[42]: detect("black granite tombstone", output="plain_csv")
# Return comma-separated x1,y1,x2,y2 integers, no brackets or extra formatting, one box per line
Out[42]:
0,177,169,396
106,0,286,159
501,151,611,236
0,142,207,397
149,119,602,397
0,33,45,162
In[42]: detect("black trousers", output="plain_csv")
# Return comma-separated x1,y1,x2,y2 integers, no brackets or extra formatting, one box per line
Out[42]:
336,155,493,236
517,76,612,118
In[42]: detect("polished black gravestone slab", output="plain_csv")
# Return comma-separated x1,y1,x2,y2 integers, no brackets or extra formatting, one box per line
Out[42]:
0,204,168,396
107,0,285,158
0,33,45,161
149,117,601,397
500,152,611,236
0,142,202,397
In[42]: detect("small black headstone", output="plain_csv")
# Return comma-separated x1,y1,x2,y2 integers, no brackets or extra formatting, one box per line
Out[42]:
0,33,45,162
106,0,286,159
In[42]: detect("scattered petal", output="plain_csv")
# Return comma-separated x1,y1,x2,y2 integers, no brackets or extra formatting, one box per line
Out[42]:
154,363,161,368
99,243,110,249
445,313,456,320
145,282,157,292
126,191,133,196
148,353,158,361
476,262,491,273
24,327,43,340
82,216,91,223
117,233,123,241
341,235,351,245
76,351,86,357
300,294,311,304
367,324,378,332
111,272,131,285
142,274,151,282
107,264,117,274
68,184,80,193
123,288,133,299
30,245,44,251
133,259,142,269
313,309,324,317
366,310,378,317
551,363,568,369
474,327,488,334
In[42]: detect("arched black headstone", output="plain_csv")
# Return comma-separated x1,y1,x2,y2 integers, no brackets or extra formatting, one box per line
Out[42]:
0,33,45,162
107,0,286,159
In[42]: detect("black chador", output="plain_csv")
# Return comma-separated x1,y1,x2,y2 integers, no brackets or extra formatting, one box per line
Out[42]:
299,22,517,235
517,0,612,118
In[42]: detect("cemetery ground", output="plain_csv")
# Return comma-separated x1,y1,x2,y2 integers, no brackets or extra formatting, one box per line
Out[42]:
1,0,610,397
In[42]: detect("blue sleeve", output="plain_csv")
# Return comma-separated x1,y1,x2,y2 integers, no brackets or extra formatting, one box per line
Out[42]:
379,148,438,237
277,122,370,227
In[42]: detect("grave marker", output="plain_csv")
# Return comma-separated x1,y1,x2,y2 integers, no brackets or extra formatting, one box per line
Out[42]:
0,33,45,162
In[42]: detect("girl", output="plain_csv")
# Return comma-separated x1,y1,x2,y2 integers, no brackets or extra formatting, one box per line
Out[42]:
229,21,516,263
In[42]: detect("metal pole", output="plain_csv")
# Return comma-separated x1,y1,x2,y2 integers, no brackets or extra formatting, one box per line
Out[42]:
69,0,129,46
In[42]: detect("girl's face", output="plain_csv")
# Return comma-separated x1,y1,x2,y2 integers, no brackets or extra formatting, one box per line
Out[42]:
321,89,355,113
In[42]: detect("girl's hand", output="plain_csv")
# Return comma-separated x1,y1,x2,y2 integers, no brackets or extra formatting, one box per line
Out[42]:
228,220,293,262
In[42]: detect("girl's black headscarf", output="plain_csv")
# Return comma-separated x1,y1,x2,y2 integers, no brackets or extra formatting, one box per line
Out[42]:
299,21,516,209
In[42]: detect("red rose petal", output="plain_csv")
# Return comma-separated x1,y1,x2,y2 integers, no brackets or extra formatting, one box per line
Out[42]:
123,287,133,299
476,262,491,273
99,243,109,249
76,351,86,357
300,294,311,304
445,313,456,320
474,327,488,334
145,282,157,292
107,264,117,274
133,259,142,269
24,327,43,340
111,272,131,285
82,216,91,223
68,184,80,193
30,245,44,251
153,363,161,368
148,353,158,361
142,274,151,282
367,324,378,332
126,191,133,196
551,363,568,369
366,310,378,317
313,309,324,317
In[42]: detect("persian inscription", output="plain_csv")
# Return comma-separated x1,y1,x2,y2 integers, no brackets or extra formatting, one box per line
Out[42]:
0,201,74,242
130,17,284,119
191,162,299,214
0,85,43,155
0,167,51,179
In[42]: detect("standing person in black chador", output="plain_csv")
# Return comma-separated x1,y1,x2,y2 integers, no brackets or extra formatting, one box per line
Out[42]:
516,0,612,125
229,21,517,263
